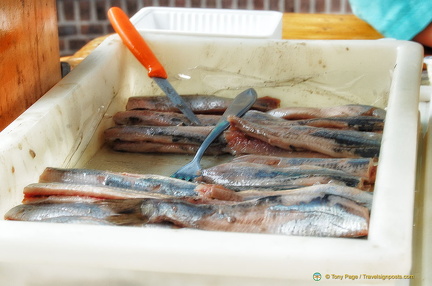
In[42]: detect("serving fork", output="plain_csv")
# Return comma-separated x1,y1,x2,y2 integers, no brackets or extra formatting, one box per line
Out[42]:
171,88,257,181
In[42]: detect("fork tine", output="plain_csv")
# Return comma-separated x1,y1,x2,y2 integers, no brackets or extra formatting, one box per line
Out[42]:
171,88,258,181
171,161,200,181
180,175,195,182
171,173,196,181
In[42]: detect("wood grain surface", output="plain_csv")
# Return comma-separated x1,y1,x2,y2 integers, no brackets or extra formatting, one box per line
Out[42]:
62,13,384,66
282,13,383,40
0,0,61,130
0,10,386,130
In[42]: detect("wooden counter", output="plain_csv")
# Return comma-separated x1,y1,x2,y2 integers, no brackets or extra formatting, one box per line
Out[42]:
0,10,407,130
282,13,383,40
61,13,384,69
0,0,61,131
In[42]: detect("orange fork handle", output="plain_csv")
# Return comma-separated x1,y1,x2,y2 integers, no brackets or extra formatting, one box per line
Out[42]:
108,7,168,79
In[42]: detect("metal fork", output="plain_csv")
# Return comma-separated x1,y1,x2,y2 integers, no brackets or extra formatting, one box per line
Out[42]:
171,88,258,181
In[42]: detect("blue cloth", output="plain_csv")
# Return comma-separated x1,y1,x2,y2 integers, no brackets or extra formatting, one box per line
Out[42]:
349,0,432,40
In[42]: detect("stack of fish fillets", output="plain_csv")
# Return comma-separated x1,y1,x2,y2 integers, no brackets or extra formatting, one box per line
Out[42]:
5,95,385,238
104,94,281,154
104,95,385,158
5,166,373,237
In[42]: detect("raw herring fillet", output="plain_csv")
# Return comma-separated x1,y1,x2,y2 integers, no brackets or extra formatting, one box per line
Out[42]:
31,167,242,202
107,193,369,237
113,110,221,126
196,162,365,191
104,125,228,154
224,129,330,157
108,141,227,155
6,191,370,237
5,202,116,222
267,104,386,119
227,116,381,158
232,155,377,182
236,184,373,210
104,125,216,145
113,109,384,131
126,95,280,113
243,110,384,132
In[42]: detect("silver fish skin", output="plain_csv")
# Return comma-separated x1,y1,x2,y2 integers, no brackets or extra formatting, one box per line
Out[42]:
197,162,365,191
33,167,243,202
39,168,200,198
24,181,242,203
126,95,280,113
23,182,174,201
39,216,115,225
23,195,101,204
263,195,369,237
6,189,371,237
267,104,386,120
231,155,377,182
104,125,216,145
108,141,228,155
237,184,373,210
4,203,115,222
104,125,228,154
113,110,221,126
243,110,384,132
228,116,382,158
125,193,369,237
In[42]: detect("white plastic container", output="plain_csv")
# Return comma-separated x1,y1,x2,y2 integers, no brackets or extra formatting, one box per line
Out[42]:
0,35,423,285
424,56,432,85
417,85,432,286
130,7,283,39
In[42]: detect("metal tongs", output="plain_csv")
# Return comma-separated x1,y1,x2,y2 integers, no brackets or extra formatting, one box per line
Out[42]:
107,7,201,125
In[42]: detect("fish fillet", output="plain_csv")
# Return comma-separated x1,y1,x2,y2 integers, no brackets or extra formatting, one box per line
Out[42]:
228,116,381,158
126,95,280,113
232,155,377,182
107,193,369,237
34,168,242,202
244,110,384,132
197,162,365,191
113,110,221,126
267,104,386,119
224,129,329,157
